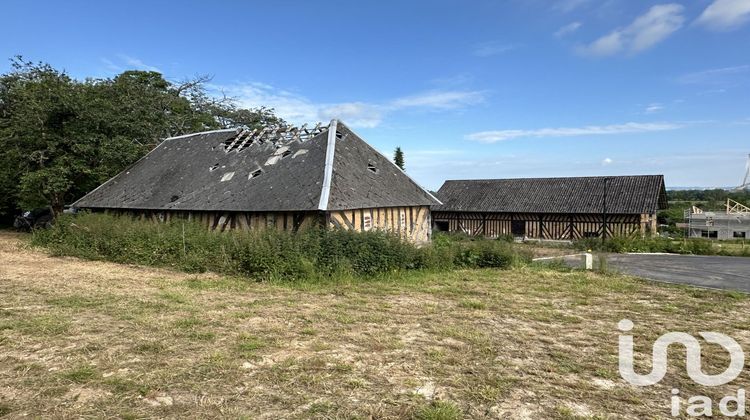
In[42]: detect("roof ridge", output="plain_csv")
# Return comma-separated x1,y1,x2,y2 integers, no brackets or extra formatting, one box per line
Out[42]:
445,175,663,182
164,128,239,141
317,119,338,210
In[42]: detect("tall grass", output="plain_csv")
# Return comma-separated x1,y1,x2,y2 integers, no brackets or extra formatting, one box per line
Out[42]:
574,236,722,255
32,213,531,281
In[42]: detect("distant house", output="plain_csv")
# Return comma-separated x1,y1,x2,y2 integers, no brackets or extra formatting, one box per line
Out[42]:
684,199,750,240
74,120,439,243
432,175,667,240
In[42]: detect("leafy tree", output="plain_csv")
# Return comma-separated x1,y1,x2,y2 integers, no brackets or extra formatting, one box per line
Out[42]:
394,146,405,171
0,56,281,221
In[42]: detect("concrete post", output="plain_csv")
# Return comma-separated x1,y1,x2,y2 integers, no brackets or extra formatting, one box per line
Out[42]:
583,252,593,270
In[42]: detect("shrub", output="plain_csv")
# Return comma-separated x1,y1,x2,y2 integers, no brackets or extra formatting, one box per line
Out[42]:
454,240,531,269
574,235,720,256
32,212,531,282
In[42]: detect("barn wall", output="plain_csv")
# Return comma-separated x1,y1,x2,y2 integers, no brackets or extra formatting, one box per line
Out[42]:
327,206,432,244
103,206,433,243
105,209,323,233
432,211,654,240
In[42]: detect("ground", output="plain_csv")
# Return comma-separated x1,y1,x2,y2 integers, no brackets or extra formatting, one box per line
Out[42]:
1,231,750,419
563,253,750,293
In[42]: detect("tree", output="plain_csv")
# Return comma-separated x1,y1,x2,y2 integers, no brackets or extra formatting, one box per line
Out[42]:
0,56,282,220
394,146,405,171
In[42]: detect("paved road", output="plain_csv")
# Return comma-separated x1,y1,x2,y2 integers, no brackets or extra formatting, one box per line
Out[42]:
575,254,750,293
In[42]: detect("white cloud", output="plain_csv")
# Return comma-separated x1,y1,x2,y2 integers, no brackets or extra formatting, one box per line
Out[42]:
555,22,582,37
101,55,162,74
117,54,162,73
213,82,485,128
677,64,750,84
472,41,518,57
645,103,664,113
390,90,485,110
696,0,750,30
465,122,682,143
215,82,323,125
602,157,614,166
100,58,123,73
554,0,591,13
578,4,684,56
318,102,384,129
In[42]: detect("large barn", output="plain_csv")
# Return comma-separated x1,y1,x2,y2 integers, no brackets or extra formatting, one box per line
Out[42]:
432,175,667,240
74,120,440,243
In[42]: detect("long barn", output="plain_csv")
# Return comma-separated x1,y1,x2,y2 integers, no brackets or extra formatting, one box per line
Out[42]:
432,175,667,240
74,120,440,243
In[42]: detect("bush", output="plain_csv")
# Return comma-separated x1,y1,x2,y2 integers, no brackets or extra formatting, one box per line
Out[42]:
573,235,718,256
454,240,528,268
32,212,531,281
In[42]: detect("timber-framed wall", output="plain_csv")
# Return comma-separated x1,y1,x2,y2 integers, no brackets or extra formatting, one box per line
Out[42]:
432,211,657,240
103,204,432,244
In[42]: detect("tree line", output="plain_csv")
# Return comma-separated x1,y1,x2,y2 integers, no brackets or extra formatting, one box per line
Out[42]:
0,56,281,223
667,189,750,206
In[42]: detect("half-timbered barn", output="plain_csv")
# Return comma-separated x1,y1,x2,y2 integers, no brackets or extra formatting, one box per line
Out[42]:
74,120,440,243
432,175,667,240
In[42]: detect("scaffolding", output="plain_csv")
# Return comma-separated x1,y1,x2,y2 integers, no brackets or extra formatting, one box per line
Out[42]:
685,199,750,240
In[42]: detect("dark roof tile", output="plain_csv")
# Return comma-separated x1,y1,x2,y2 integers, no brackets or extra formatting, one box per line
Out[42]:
74,121,438,212
433,175,667,214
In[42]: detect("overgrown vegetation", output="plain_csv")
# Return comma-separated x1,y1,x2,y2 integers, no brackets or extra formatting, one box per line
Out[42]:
574,235,750,256
31,213,531,281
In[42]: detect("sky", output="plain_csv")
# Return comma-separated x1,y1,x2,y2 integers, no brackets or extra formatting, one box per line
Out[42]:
1,0,749,190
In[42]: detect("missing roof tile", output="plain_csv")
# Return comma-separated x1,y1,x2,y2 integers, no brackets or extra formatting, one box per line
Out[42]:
292,149,308,158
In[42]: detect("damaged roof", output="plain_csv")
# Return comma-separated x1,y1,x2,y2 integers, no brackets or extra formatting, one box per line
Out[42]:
74,120,439,212
434,175,668,214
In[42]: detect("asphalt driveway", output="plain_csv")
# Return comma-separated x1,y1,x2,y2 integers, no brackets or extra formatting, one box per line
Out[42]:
593,254,750,293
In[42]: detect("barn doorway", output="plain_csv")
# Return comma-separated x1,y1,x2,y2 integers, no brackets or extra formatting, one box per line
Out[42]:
434,221,449,232
511,220,525,236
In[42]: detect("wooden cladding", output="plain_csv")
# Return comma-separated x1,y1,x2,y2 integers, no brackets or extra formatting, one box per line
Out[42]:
108,209,322,233
105,205,433,244
433,211,655,240
328,206,431,244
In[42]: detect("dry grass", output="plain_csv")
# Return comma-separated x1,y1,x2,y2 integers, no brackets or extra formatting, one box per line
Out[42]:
1,231,749,419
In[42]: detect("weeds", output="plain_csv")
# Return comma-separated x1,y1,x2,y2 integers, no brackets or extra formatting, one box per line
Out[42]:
414,401,462,420
32,213,531,281
575,236,717,256
60,365,98,383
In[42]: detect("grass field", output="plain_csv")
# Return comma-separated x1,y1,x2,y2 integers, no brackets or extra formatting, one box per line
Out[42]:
1,231,749,419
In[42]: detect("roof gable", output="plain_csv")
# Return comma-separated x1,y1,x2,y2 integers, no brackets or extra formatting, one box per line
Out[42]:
325,123,439,210
434,175,667,214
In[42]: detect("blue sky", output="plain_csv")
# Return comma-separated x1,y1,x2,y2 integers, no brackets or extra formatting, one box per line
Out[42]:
2,0,749,190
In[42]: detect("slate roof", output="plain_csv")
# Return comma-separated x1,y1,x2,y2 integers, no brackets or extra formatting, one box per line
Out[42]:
74,120,439,212
433,175,667,214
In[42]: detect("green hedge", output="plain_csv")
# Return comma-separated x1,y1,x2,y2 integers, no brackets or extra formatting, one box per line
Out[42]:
32,213,531,281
